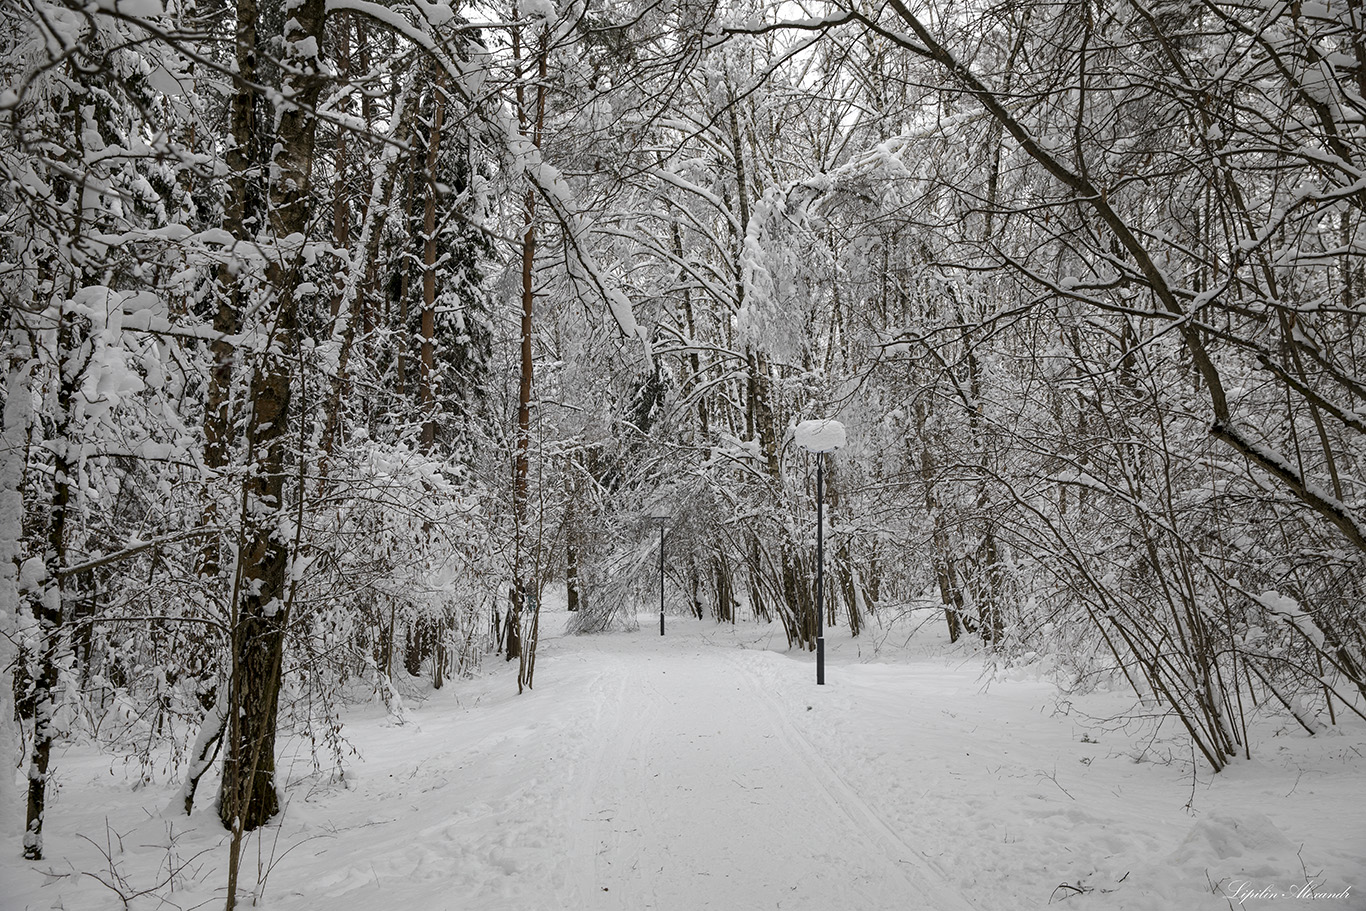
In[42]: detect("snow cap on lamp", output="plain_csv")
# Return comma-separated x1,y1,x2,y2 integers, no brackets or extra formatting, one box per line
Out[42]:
794,419,846,453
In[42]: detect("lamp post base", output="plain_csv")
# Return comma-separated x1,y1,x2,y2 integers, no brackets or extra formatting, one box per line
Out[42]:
660,612,665,636
816,636,825,685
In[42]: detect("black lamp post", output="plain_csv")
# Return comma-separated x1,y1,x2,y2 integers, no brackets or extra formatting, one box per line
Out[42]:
650,508,670,636
816,454,826,682
795,419,846,685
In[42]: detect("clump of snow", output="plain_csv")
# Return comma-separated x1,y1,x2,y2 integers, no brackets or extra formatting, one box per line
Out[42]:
1255,589,1327,648
520,0,556,21
416,0,455,25
795,418,846,452
17,556,47,592
96,0,163,16
605,287,639,340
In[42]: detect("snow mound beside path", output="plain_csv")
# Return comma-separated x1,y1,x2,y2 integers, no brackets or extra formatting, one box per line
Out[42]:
1071,811,1355,910
1167,812,1299,878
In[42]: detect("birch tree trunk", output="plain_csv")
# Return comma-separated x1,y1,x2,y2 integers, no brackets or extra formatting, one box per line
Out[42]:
419,73,445,452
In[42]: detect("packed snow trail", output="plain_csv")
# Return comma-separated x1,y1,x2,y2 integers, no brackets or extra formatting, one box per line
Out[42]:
558,636,975,910
278,622,976,911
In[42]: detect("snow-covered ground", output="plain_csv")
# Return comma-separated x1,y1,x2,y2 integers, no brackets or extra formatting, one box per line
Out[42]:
4,609,1363,910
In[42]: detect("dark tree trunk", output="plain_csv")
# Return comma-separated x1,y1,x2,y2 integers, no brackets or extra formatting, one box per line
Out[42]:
504,586,523,661
917,401,965,642
508,187,534,664
218,0,327,842
22,577,62,861
24,282,79,859
509,18,548,688
713,556,736,623
566,525,581,614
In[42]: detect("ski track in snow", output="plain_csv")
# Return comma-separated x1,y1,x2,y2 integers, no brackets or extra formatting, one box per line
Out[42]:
728,650,976,910
558,639,975,910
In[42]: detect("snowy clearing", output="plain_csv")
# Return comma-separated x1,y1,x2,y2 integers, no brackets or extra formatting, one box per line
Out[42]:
4,609,1363,910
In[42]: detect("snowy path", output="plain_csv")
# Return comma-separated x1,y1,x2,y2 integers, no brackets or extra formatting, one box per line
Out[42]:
274,627,976,911
5,610,1363,911
249,616,1366,911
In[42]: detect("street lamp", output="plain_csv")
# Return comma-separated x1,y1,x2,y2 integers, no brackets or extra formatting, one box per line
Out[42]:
650,506,671,636
795,419,846,685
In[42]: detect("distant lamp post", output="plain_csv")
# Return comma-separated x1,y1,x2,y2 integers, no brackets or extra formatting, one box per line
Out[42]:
795,419,847,685
650,507,671,636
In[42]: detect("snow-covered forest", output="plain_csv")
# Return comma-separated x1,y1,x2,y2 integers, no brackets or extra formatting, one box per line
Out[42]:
2,0,1365,906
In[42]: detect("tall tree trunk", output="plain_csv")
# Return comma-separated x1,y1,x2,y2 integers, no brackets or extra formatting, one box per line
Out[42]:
22,72,97,854
420,74,445,451
917,400,965,642
199,0,258,577
329,22,352,324
318,84,414,483
670,218,709,440
508,186,535,667
565,456,582,613
218,0,328,851
509,14,548,688
180,0,259,818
